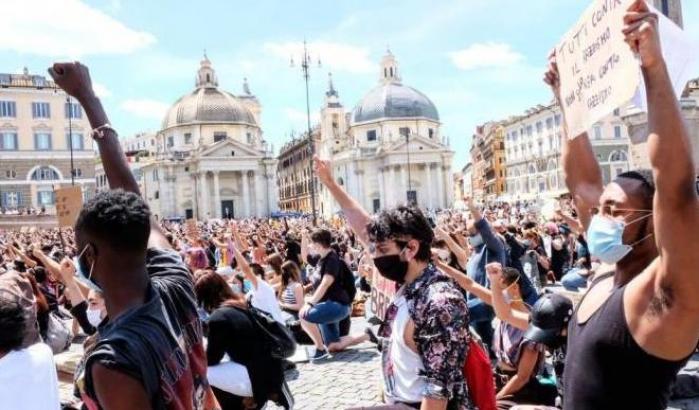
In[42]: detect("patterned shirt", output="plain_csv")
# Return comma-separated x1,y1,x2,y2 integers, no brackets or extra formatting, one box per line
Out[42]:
381,264,473,409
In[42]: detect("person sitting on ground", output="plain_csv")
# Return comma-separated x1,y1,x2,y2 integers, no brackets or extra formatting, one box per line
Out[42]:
545,4,699,407
49,61,216,409
278,261,304,322
0,296,60,410
299,228,352,362
195,272,290,410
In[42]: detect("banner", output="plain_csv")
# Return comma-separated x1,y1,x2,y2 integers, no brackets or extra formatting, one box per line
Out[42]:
367,269,397,320
55,186,83,228
556,0,638,138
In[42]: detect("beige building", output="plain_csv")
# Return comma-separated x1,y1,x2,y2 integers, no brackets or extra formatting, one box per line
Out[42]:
624,78,699,173
276,130,319,213
0,68,95,212
317,51,454,215
470,122,507,202
112,56,278,219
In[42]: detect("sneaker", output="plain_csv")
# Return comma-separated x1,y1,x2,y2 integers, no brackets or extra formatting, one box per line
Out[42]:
310,348,329,362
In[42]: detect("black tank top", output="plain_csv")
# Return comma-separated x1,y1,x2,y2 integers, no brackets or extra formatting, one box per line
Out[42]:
564,278,689,409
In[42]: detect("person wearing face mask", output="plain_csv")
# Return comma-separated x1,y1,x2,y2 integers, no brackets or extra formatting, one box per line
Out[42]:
463,195,507,354
49,62,217,410
314,157,472,409
545,5,699,408
298,228,352,362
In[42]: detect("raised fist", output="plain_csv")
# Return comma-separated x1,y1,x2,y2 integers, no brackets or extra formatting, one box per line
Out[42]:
313,155,334,186
47,62,95,102
623,0,662,70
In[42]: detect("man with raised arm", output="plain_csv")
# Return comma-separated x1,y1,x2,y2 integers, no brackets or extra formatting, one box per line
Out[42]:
314,158,472,409
49,63,214,410
543,1,699,408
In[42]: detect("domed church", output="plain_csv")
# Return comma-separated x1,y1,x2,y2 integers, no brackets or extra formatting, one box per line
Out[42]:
140,55,278,219
317,50,454,217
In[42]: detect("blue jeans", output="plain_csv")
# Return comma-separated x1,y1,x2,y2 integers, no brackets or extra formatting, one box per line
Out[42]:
561,268,588,291
303,301,350,344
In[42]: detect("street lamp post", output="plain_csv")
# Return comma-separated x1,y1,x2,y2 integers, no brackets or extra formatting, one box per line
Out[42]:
67,96,75,186
291,41,321,226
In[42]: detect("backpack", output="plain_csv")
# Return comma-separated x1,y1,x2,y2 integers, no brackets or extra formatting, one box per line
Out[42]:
246,305,296,360
338,258,357,304
463,333,497,410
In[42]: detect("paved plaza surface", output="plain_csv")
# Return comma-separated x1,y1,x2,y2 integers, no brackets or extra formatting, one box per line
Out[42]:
58,316,699,409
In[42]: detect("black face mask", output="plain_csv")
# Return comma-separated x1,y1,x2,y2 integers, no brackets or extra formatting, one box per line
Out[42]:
373,253,409,284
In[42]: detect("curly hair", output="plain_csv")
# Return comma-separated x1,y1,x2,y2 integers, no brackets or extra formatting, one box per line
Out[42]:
75,189,151,252
0,297,26,353
366,206,434,262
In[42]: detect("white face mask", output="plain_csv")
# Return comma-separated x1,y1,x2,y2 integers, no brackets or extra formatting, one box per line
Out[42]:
86,307,103,328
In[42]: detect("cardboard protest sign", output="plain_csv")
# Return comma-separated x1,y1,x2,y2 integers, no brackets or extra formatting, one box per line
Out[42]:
55,186,83,227
556,0,638,138
367,269,397,321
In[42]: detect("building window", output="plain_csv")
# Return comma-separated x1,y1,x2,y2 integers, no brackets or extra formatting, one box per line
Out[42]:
246,132,252,144
152,169,159,181
546,118,553,130
1,192,21,208
32,102,50,118
0,101,16,117
231,150,235,156
609,150,628,162
5,169,16,179
154,191,159,200
151,139,155,146
184,133,192,144
34,133,52,150
214,132,227,142
72,168,83,178
31,166,60,181
65,101,82,119
613,108,620,116
0,133,18,150
399,127,410,138
67,133,84,150
526,125,533,136
38,191,55,206
428,128,434,139
593,125,602,140
167,136,174,148
555,114,561,126
661,0,669,16
366,130,377,142
536,121,543,133
614,125,622,139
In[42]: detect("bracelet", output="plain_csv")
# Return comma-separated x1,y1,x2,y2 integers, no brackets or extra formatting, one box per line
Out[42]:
90,123,116,139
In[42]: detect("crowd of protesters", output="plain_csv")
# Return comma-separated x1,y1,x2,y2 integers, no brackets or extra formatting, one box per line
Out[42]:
1,2,699,410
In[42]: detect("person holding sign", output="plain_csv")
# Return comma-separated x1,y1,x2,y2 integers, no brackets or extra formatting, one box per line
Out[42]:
48,62,217,410
544,1,699,409
313,157,471,409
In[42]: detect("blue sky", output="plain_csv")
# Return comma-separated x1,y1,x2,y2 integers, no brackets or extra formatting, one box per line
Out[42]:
3,0,698,169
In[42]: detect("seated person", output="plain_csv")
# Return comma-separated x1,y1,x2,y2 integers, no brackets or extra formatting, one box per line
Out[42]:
278,261,304,322
195,272,289,410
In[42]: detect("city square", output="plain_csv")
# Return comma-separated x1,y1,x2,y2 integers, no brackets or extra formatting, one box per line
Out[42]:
2,0,699,409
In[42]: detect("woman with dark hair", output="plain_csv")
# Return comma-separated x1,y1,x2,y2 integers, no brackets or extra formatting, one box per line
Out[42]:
195,272,289,410
264,253,284,290
278,261,304,322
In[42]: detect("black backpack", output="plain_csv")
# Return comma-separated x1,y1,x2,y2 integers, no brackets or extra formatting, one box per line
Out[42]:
338,258,357,304
246,305,296,360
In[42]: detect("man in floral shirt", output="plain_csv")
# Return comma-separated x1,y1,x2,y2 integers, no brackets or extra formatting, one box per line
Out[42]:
314,157,472,410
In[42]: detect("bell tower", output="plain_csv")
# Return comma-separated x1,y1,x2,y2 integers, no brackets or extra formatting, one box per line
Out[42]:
380,48,401,85
196,52,218,88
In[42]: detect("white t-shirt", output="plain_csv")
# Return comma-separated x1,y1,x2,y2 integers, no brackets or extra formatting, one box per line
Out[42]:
248,279,285,324
0,343,60,410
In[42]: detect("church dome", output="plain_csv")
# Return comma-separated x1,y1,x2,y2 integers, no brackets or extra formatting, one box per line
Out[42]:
351,82,439,124
161,55,257,130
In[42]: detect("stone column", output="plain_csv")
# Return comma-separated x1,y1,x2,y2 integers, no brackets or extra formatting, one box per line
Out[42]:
199,172,209,218
400,165,407,204
191,173,198,219
445,165,453,208
377,167,385,211
436,165,444,209
213,171,221,218
250,170,260,217
241,170,250,217
388,166,396,207
355,168,364,209
426,164,433,209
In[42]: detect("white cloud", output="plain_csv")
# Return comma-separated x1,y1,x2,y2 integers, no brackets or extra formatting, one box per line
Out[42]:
264,41,374,74
120,99,169,120
283,108,320,127
0,0,155,57
92,82,112,98
449,43,524,70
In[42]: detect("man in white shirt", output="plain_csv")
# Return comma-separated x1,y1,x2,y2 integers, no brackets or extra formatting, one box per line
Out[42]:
0,296,60,410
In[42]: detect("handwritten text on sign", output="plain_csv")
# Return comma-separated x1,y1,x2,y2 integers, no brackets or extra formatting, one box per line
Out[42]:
556,0,639,138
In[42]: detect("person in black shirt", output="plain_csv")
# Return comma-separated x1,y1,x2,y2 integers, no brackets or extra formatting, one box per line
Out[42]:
545,3,699,408
299,228,351,362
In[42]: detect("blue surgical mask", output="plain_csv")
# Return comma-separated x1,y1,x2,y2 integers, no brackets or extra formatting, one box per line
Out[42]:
469,234,484,248
242,279,253,293
73,244,101,292
230,283,242,294
587,213,653,264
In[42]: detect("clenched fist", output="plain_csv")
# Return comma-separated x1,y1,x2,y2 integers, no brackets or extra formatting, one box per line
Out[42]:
47,62,96,102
